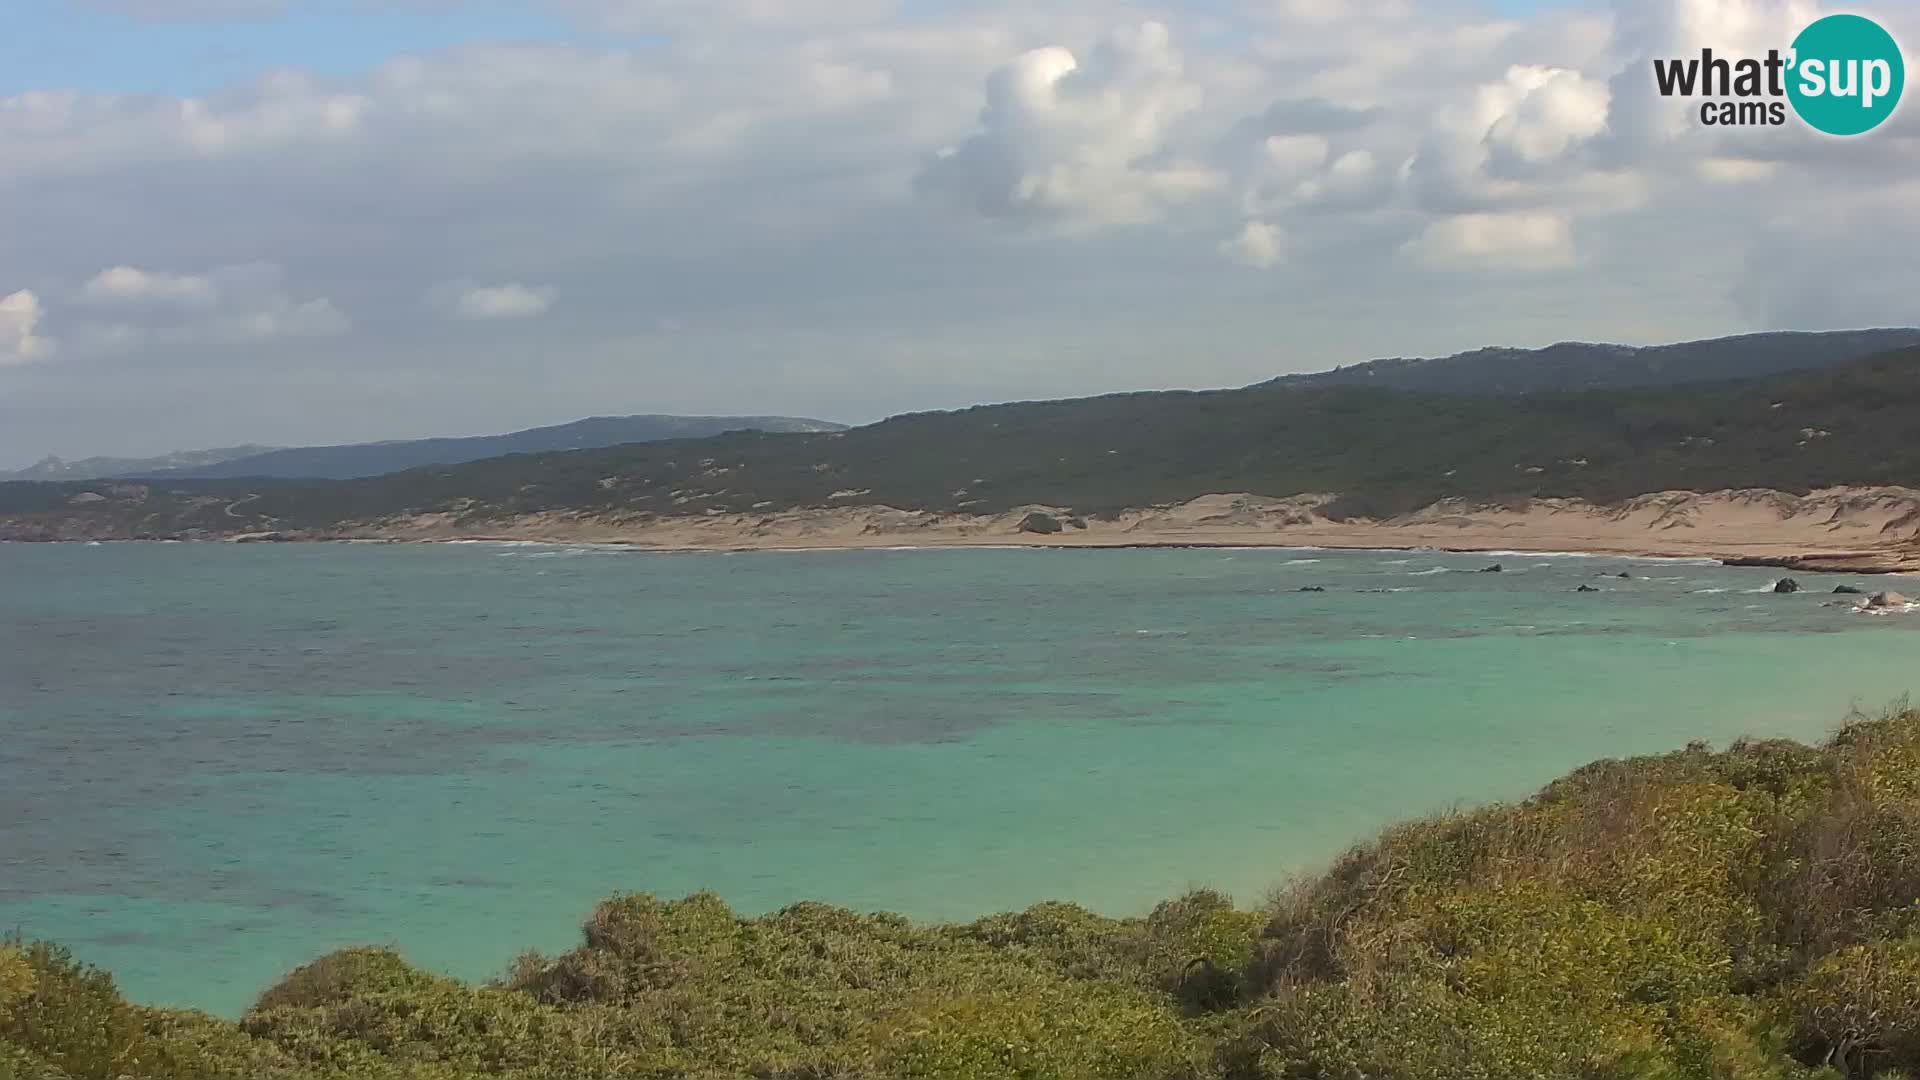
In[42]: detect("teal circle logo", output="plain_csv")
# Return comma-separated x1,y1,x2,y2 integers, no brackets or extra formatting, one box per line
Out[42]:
1787,14,1904,135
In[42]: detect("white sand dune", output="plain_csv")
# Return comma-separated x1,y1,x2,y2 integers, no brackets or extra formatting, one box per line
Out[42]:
325,487,1920,573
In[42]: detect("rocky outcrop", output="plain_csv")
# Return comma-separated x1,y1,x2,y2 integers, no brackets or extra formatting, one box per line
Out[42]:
1017,512,1064,535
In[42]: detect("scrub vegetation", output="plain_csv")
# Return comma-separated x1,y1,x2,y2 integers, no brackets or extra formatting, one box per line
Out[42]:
7,345,1920,539
8,706,1920,1078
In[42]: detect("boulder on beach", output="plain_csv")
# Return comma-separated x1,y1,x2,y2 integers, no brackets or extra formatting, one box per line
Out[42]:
1066,517,1089,530
1774,579,1802,594
1867,591,1912,609
1834,585,1865,595
1017,512,1063,535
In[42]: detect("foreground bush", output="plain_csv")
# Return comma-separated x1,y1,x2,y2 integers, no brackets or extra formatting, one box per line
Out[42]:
7,709,1920,1078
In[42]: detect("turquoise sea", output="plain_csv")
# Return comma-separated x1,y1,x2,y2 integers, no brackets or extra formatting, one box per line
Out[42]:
3,541,1917,1016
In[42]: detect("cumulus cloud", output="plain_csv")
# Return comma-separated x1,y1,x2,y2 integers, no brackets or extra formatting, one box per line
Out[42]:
82,266,220,309
1407,64,1614,212
915,21,1223,227
1400,211,1577,270
1484,66,1611,169
446,283,557,321
1220,220,1285,269
1239,97,1384,137
72,263,347,349
2,0,1919,466
1603,0,1823,149
0,291,53,366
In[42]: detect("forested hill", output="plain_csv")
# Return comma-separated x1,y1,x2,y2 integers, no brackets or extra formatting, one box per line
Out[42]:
6,343,1920,538
111,415,846,481
1271,328,1920,395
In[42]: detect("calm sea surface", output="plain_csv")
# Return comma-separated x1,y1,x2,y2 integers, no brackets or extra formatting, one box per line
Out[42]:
3,541,1917,1015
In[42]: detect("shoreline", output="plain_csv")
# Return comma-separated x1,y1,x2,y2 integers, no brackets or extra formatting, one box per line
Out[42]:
9,487,1920,573
20,528,1920,575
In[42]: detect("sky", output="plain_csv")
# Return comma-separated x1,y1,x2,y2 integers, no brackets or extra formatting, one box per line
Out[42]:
2,0,1917,467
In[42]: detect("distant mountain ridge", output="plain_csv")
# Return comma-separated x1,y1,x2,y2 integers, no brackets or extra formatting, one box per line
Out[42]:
1,415,846,483
13,330,1914,483
1272,328,1920,395
3,445,278,482
11,338,1920,543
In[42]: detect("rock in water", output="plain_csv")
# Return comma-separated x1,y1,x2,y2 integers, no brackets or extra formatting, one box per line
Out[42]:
1017,512,1063,535
1480,564,1504,574
1299,586,1327,593
1576,585,1601,593
1834,585,1866,595
1616,572,1633,580
1774,579,1802,594
1867,591,1912,609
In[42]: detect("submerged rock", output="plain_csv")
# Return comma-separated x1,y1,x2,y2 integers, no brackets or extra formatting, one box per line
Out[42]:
1480,564,1504,574
1299,586,1327,593
1576,585,1601,593
1616,572,1633,580
1834,585,1866,595
1774,578,1802,594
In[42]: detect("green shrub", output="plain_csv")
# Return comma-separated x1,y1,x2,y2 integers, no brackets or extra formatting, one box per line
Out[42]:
0,941,150,1079
12,707,1920,1079
1786,932,1920,1078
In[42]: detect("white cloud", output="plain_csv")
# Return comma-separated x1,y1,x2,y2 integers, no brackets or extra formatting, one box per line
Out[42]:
448,283,557,321
1604,0,1824,148
1696,157,1779,183
1220,220,1285,269
915,21,1223,227
82,266,220,309
72,263,347,349
1407,64,1615,213
1400,211,1577,270
1484,66,1611,168
0,291,53,366
2,0,1919,465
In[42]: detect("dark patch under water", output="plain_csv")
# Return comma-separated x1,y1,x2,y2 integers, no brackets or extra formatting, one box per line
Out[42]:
3,542,1916,1014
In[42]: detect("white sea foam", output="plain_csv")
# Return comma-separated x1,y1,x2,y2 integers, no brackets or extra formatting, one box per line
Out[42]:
1856,601,1920,616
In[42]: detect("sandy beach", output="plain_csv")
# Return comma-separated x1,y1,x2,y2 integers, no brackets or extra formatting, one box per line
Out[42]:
299,486,1920,573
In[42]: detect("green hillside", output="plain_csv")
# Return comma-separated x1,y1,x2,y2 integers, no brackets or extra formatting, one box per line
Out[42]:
6,346,1920,539
7,706,1920,1079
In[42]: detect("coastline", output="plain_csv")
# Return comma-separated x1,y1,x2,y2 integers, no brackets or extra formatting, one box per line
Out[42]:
269,487,1920,574
10,486,1920,573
